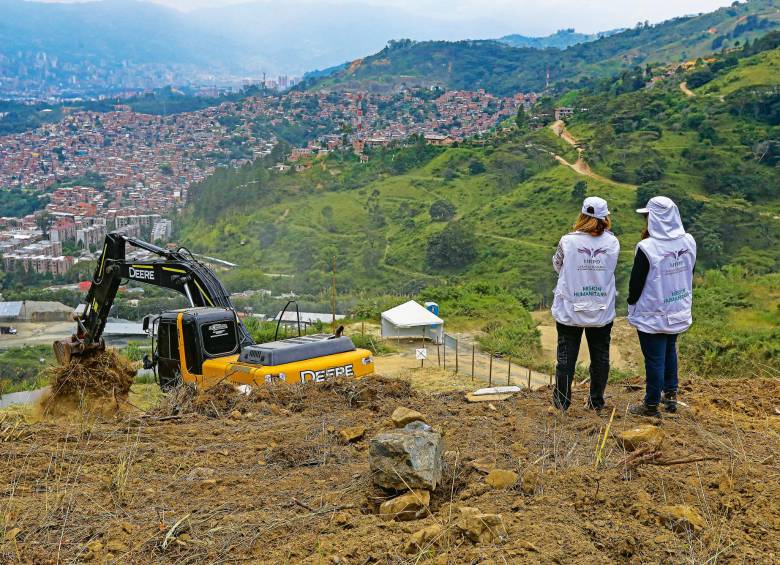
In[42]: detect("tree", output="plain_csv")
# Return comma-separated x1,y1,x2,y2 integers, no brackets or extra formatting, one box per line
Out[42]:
426,222,476,269
35,211,53,237
468,159,486,175
610,161,629,183
571,180,587,200
429,199,457,222
515,106,529,131
636,161,665,184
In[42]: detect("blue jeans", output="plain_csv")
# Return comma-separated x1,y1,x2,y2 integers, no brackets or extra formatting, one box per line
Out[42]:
637,331,679,407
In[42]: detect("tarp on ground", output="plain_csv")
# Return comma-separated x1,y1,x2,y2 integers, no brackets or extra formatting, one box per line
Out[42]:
380,300,444,344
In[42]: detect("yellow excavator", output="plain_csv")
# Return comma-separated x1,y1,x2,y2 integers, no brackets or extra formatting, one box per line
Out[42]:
54,233,374,390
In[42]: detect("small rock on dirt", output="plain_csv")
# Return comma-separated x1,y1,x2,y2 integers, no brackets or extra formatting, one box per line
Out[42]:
369,428,443,491
338,426,366,443
379,490,430,521
404,421,432,432
470,456,496,474
485,469,518,489
405,523,444,553
659,504,705,532
391,407,426,427
618,425,665,451
456,506,507,544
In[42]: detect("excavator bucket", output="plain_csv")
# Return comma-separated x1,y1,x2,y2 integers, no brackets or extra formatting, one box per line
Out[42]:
53,337,105,366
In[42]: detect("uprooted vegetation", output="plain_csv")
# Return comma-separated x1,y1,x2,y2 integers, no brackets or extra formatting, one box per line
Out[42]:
35,348,138,418
2,373,779,563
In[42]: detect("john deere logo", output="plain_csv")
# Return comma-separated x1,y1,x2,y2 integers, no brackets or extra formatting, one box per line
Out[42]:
128,267,155,281
300,365,355,383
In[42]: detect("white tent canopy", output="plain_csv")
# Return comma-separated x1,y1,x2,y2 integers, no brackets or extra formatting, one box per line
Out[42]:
381,300,444,344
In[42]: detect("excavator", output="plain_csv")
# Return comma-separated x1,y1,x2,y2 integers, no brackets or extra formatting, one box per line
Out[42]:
54,233,375,390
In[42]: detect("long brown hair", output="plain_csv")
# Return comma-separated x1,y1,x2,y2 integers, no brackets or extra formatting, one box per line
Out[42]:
573,213,611,236
641,214,650,239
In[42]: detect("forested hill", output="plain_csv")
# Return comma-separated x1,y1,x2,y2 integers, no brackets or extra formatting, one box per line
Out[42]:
497,29,620,50
179,35,780,305
304,0,780,95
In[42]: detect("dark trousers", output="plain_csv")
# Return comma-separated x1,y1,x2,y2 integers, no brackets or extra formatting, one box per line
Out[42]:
637,331,679,407
554,321,612,410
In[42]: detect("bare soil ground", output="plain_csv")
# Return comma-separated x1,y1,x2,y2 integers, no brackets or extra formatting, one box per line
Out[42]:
2,370,779,564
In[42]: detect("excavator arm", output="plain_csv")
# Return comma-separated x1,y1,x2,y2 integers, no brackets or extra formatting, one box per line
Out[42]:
54,232,252,364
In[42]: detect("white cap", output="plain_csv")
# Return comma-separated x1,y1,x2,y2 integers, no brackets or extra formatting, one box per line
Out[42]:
636,195,671,215
582,196,610,220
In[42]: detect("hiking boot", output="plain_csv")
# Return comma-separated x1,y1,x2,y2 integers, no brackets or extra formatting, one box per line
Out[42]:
628,402,662,418
661,391,678,413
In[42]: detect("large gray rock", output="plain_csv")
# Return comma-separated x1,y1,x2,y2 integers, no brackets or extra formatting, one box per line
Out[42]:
369,428,444,491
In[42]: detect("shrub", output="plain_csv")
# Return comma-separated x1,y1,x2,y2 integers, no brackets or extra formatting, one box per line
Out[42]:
429,199,457,221
426,222,476,270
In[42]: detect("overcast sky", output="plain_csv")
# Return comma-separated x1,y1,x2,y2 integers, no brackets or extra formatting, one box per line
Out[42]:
39,0,738,35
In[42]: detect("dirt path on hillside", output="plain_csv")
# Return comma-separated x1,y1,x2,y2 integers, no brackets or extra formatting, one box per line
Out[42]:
548,121,636,189
3,375,780,563
679,81,696,97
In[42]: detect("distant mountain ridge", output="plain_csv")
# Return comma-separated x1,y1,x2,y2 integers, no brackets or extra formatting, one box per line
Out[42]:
498,28,623,50
305,0,780,95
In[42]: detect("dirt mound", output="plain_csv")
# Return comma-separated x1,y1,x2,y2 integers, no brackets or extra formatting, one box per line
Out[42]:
38,349,137,418
4,375,779,563
151,381,253,418
47,348,136,399
153,375,416,419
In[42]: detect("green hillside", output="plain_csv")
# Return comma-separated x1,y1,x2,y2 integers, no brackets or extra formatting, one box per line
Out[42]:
180,37,780,303
564,37,780,271
304,0,780,95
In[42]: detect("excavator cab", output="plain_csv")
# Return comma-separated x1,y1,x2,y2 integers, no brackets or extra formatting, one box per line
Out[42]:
147,308,241,390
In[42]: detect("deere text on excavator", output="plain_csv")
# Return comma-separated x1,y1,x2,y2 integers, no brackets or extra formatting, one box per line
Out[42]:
54,233,375,389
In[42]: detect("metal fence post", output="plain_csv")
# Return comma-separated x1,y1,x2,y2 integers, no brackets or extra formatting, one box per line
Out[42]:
507,357,511,386
437,344,441,367
443,338,446,371
455,339,459,374
488,353,493,387
471,345,475,383
527,368,532,391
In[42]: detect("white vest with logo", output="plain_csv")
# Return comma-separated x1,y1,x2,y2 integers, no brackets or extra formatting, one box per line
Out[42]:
551,231,619,327
628,234,696,334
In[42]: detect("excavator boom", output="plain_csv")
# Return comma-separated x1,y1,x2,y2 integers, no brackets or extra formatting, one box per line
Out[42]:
54,233,251,365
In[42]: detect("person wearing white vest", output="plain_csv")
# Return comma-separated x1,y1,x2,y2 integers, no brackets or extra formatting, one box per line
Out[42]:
627,196,697,417
551,196,620,412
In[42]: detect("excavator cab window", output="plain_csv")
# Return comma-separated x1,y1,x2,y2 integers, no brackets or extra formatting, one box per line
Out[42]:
156,321,181,390
200,320,238,357
182,319,202,374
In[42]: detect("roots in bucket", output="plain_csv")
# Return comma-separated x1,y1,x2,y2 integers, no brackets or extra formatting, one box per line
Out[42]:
38,349,137,418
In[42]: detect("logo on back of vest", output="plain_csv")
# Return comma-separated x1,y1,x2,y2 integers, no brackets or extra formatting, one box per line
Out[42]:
577,248,609,271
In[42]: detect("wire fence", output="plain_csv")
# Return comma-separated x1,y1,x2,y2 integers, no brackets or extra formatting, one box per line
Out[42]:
415,332,552,390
